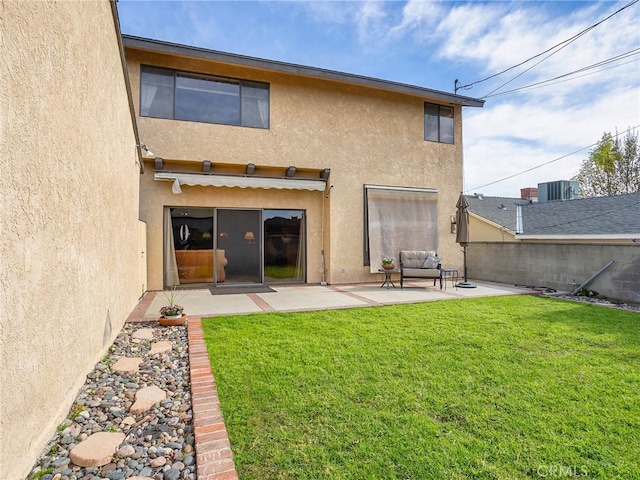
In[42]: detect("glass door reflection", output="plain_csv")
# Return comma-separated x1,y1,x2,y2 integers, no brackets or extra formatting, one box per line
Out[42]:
216,209,261,284
168,207,214,287
263,210,305,283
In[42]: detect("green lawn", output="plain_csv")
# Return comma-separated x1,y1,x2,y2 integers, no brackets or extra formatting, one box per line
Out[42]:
202,296,640,479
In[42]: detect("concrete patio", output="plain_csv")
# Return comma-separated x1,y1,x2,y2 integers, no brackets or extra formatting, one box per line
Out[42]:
140,279,539,320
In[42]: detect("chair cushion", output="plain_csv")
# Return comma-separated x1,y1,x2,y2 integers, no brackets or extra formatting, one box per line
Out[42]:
402,268,441,278
400,250,435,268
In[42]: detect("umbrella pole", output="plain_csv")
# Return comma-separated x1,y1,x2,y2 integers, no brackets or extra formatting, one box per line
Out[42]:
457,244,477,288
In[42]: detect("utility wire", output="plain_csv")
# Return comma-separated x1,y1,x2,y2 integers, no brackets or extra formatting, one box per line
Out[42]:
484,49,640,98
465,125,640,193
488,59,639,98
478,29,580,99
455,0,639,94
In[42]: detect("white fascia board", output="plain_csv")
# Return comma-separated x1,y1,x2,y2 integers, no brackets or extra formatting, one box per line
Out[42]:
516,233,640,240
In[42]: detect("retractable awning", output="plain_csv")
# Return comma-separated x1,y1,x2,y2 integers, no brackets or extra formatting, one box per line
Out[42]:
154,172,327,192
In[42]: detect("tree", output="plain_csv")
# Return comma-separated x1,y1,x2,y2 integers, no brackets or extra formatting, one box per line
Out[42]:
573,129,640,197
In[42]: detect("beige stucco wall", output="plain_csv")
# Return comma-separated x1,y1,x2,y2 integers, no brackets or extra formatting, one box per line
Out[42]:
0,2,141,478
126,47,466,288
140,171,325,290
469,215,518,242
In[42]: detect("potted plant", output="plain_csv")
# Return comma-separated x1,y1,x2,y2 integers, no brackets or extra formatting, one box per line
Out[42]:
158,286,186,326
381,255,395,270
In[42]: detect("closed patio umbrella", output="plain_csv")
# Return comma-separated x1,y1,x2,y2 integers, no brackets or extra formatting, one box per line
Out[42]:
455,192,476,288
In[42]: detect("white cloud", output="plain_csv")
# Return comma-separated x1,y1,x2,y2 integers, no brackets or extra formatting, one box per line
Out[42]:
298,1,358,25
354,1,389,42
387,0,444,39
426,1,640,197
464,86,640,197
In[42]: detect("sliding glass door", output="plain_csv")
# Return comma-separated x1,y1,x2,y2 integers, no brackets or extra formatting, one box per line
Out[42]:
164,207,306,287
165,207,215,286
263,210,305,283
216,209,261,284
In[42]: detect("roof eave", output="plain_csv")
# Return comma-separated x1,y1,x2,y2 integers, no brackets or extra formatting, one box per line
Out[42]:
121,35,485,108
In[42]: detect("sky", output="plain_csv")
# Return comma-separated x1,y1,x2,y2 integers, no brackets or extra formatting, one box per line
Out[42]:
117,0,640,197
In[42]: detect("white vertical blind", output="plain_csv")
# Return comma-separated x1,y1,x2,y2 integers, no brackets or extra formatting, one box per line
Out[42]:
366,186,438,273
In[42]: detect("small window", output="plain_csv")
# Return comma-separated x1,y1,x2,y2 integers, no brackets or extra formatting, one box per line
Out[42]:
424,102,454,144
140,66,269,129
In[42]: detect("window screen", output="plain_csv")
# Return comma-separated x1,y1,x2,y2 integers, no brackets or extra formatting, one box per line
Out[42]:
364,186,438,272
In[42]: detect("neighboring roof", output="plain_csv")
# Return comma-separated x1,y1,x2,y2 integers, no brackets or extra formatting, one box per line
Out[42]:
466,195,531,233
122,35,484,108
519,193,640,236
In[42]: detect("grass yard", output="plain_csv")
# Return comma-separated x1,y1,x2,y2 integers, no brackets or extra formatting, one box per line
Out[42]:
201,295,640,479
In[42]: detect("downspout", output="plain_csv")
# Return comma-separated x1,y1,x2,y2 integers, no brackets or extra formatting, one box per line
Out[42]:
320,184,333,286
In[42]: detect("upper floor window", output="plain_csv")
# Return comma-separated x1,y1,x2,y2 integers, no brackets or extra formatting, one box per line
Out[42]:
424,102,453,144
140,66,269,129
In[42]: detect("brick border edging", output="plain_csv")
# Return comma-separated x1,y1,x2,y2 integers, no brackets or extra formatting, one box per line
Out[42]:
187,317,240,480
125,291,157,323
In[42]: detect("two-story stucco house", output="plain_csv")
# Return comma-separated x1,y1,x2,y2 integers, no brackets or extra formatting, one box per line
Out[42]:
123,36,484,290
2,4,485,476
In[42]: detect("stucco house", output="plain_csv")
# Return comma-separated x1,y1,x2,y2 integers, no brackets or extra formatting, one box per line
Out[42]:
4,2,637,477
123,36,484,290
515,193,640,243
466,191,640,303
466,193,532,242
467,191,640,243
2,3,485,477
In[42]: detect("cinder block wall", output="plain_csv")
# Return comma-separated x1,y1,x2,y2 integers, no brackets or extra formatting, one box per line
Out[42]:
468,243,640,304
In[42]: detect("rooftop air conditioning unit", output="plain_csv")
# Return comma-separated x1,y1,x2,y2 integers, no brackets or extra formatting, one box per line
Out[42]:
537,180,579,203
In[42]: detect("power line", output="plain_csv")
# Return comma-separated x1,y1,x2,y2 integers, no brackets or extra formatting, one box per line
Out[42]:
465,125,640,193
484,49,640,98
488,59,639,98
454,0,639,94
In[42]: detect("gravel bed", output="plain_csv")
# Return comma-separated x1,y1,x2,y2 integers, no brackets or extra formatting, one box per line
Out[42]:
28,323,194,480
554,293,640,313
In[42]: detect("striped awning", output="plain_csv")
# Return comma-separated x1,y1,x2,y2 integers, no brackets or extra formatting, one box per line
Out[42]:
154,172,327,193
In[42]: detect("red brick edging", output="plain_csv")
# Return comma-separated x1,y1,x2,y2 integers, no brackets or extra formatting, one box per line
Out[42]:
187,317,239,480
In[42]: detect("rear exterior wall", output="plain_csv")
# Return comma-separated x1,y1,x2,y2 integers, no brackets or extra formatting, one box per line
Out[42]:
126,50,465,288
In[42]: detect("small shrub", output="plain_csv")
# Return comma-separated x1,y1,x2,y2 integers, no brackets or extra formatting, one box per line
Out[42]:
30,467,54,480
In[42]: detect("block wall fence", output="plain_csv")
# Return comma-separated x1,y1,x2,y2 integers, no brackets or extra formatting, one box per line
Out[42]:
467,242,640,304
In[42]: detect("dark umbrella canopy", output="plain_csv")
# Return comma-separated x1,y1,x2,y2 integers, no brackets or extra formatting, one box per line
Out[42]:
455,193,469,246
455,192,476,287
